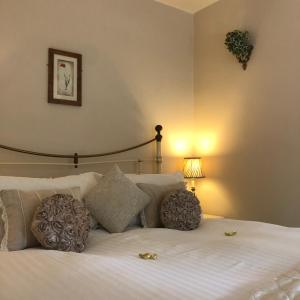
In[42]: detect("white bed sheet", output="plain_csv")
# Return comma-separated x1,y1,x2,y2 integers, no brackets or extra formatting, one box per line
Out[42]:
1,218,300,300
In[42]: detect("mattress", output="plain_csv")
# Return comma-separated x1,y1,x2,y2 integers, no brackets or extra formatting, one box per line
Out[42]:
1,218,300,300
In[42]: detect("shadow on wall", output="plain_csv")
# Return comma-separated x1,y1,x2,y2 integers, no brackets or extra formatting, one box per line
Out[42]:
0,56,155,178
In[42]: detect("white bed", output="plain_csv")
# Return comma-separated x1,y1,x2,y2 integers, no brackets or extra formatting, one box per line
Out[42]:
1,128,299,299
1,217,300,300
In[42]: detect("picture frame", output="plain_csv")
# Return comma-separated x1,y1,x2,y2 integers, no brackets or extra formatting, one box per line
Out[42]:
48,48,82,106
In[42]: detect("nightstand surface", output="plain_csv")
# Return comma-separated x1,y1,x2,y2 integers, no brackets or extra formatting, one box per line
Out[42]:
203,214,224,219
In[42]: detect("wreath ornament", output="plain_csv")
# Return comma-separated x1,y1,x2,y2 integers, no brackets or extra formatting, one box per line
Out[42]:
225,30,254,70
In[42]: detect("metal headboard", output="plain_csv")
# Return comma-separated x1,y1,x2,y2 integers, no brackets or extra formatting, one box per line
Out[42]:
0,125,163,173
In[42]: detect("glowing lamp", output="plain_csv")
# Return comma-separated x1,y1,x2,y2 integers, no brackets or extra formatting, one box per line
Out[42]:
183,157,205,193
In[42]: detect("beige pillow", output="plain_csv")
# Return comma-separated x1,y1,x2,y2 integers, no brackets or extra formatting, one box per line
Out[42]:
0,187,80,251
137,182,186,228
85,165,150,233
0,208,4,244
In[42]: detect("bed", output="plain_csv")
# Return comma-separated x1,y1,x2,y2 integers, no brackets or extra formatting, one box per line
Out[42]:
0,125,300,300
1,218,300,299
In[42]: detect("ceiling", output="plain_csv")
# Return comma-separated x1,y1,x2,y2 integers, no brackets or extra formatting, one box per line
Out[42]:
154,0,220,14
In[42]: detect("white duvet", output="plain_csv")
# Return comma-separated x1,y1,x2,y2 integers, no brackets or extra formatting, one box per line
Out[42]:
1,218,300,300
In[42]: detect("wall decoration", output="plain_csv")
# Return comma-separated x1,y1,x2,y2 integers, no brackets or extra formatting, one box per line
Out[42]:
225,30,254,70
48,48,82,106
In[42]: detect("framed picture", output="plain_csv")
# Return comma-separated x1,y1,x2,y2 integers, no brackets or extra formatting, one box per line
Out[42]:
48,48,82,106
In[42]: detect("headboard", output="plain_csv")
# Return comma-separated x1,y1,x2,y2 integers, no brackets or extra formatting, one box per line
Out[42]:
0,125,163,174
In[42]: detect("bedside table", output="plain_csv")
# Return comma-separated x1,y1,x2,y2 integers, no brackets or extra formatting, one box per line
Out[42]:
203,214,224,219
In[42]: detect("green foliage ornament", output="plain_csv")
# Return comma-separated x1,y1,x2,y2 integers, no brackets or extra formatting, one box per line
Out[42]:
225,30,253,70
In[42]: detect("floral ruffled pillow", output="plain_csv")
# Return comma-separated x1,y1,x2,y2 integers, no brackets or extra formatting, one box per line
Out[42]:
160,190,201,231
32,194,90,253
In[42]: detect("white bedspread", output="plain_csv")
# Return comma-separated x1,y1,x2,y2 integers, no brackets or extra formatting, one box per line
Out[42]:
250,264,300,300
1,218,300,300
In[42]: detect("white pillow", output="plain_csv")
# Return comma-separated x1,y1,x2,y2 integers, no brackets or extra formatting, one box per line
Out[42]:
0,172,99,200
125,172,184,185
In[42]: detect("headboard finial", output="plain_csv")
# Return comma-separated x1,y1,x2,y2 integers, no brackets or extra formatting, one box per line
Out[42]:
155,125,163,142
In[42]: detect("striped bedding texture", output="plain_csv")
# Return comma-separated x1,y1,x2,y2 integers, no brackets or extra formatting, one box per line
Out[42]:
0,218,300,300
250,264,300,299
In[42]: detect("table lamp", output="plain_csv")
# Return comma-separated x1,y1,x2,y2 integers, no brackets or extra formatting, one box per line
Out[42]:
183,157,205,194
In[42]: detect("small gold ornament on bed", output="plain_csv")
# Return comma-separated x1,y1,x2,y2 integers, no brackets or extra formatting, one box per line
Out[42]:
139,253,158,260
224,231,237,237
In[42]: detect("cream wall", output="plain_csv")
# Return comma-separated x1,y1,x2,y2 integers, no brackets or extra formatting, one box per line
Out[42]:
2,0,299,227
0,0,194,177
194,0,300,226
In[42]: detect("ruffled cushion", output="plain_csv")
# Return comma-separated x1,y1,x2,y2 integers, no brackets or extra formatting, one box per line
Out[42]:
31,194,90,253
160,190,201,231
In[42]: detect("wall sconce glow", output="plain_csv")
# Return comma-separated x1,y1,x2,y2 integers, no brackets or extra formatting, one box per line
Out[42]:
197,134,217,155
174,139,189,155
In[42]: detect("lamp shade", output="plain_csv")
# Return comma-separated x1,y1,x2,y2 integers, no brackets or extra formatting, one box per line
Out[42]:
183,157,205,179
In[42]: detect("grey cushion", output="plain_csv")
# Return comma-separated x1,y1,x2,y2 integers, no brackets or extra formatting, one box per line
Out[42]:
161,190,201,231
32,194,90,253
85,165,150,233
137,182,186,228
0,187,80,251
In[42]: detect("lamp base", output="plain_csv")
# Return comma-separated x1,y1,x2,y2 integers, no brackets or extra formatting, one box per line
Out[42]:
191,186,196,195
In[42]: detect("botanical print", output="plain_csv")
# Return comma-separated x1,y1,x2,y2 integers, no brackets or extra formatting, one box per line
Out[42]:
48,48,82,106
52,53,78,102
57,60,74,96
